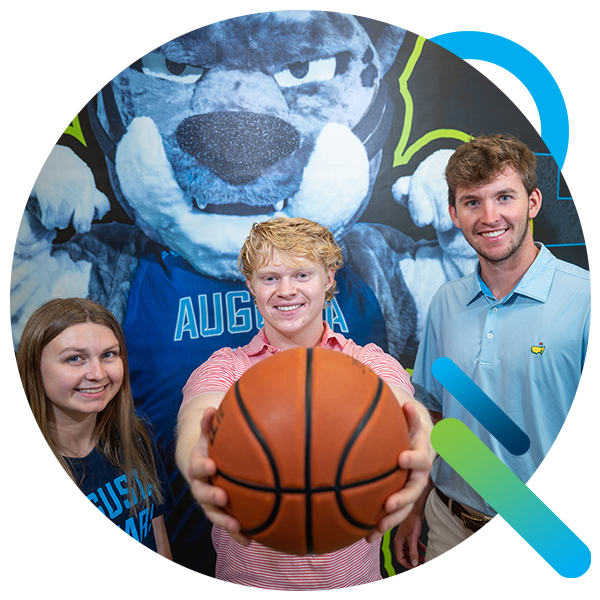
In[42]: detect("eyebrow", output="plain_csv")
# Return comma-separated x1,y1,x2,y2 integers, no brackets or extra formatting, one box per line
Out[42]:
494,188,518,196
458,187,518,203
255,264,317,275
56,344,120,356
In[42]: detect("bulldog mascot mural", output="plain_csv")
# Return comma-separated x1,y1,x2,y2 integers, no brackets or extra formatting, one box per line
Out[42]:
12,11,565,574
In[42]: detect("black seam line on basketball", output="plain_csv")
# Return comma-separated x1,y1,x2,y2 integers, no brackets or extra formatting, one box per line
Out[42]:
335,377,385,530
234,381,282,536
305,347,314,555
216,464,402,494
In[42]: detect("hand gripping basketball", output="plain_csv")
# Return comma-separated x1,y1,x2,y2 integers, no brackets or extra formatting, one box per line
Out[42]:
208,347,411,555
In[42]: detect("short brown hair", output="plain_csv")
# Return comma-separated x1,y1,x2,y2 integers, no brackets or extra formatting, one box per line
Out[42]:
238,217,343,303
445,134,538,207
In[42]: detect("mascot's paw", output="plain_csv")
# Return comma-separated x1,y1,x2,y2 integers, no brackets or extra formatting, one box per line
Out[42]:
32,145,110,233
10,146,105,349
10,252,92,350
392,148,455,232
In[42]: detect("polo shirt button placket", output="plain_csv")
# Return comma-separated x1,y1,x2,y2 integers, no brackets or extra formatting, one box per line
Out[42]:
488,304,501,339
480,303,499,365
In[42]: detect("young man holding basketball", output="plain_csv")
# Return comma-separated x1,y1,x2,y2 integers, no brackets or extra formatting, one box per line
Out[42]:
175,217,434,590
394,134,590,568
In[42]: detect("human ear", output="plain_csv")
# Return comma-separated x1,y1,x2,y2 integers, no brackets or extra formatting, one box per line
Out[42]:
528,189,542,219
324,268,335,291
245,278,255,296
448,204,461,229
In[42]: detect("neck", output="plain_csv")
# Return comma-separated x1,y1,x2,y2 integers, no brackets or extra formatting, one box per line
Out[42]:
264,321,326,351
51,409,98,458
479,240,540,299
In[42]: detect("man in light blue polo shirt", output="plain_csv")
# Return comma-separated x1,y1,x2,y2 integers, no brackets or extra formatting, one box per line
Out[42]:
394,134,590,568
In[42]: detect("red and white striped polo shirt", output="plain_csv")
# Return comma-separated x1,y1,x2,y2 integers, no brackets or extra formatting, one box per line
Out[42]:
182,322,413,403
181,323,414,590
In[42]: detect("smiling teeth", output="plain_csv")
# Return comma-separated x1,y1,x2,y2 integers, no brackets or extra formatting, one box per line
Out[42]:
277,304,301,311
481,230,506,238
78,386,106,393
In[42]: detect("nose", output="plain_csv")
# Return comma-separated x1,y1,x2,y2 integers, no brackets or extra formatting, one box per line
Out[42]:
481,200,501,224
175,112,300,186
86,358,107,381
277,276,297,297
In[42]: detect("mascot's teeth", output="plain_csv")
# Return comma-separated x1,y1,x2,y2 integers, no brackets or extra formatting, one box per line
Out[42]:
191,198,288,215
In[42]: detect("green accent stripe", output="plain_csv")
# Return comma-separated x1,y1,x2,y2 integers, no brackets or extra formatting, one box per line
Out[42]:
381,529,396,577
393,37,470,167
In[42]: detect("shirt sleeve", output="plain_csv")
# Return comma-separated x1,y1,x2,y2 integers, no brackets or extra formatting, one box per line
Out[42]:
353,343,414,395
181,347,237,406
582,301,590,372
411,300,444,413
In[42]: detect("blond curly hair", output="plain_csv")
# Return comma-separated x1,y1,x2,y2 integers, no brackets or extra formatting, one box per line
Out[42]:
238,217,343,303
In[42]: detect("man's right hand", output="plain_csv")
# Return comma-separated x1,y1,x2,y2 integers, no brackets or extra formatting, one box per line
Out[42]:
393,502,427,569
185,407,251,547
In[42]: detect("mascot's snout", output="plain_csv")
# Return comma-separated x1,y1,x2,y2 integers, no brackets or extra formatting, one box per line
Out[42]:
175,111,301,186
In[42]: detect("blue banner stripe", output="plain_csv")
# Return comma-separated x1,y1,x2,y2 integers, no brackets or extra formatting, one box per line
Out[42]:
432,357,530,455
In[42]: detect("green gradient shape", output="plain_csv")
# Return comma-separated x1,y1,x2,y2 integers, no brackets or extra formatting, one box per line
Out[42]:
432,418,591,578
381,530,395,577
393,36,471,167
10,10,88,146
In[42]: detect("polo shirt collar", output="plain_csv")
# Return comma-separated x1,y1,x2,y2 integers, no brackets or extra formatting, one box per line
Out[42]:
246,321,345,356
510,243,555,302
319,321,347,351
466,243,555,305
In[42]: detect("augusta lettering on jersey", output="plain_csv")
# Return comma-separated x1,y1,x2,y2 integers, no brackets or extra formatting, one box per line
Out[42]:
86,469,156,543
174,292,349,341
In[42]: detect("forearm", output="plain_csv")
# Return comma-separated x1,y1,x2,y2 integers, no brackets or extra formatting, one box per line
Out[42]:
175,392,224,482
152,515,172,560
390,384,435,459
416,473,434,512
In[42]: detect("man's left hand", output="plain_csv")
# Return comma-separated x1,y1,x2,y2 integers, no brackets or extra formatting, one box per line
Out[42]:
366,401,433,542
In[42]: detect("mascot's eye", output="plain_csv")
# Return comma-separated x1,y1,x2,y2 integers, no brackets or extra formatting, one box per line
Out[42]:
140,50,205,84
274,56,336,88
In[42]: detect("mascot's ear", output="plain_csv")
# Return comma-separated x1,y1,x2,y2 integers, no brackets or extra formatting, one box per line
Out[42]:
354,16,406,75
75,10,121,67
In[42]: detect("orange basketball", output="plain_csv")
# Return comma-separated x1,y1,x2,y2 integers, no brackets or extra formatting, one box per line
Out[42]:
208,346,410,555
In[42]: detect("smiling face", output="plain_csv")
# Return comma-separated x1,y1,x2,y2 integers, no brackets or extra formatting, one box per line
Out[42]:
40,323,124,425
449,166,542,267
247,250,335,350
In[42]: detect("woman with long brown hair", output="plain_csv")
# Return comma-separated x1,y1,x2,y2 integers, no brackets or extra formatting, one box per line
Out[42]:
17,297,174,557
